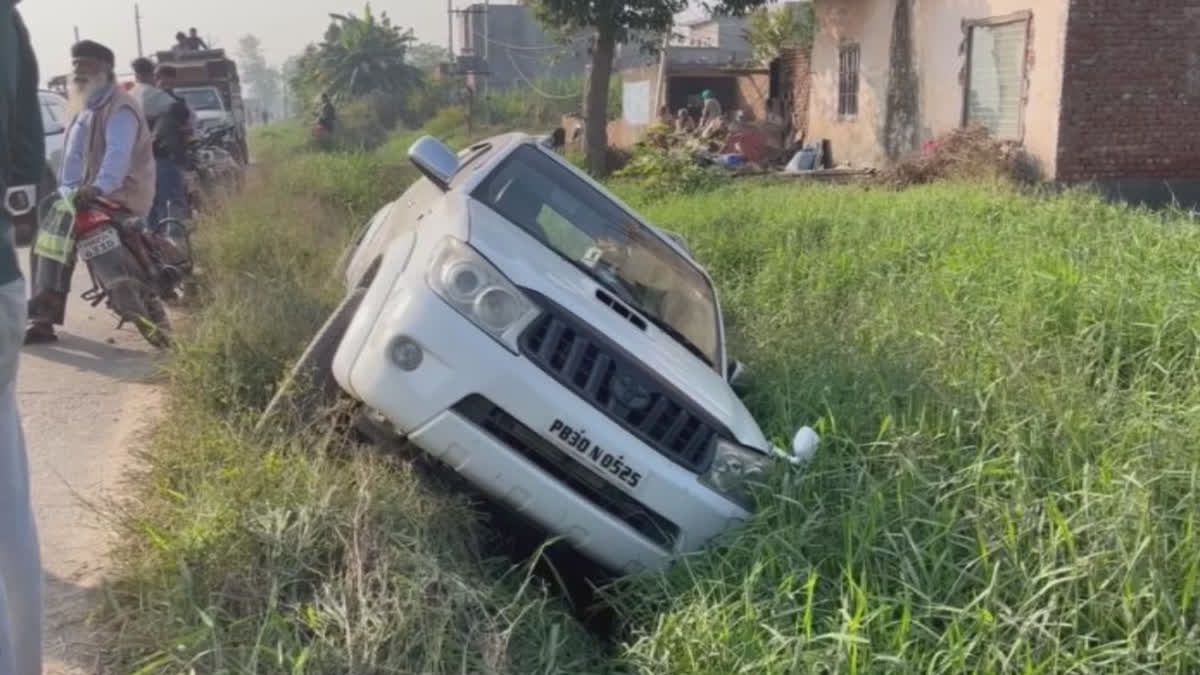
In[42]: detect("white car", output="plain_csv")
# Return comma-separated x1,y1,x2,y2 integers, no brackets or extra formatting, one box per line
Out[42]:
279,133,817,574
175,85,229,132
13,90,68,245
39,89,68,180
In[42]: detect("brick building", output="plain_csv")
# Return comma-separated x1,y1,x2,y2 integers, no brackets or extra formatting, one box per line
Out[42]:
805,0,1200,206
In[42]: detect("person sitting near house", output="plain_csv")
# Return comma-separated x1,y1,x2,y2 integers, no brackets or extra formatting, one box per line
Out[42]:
674,108,695,134
171,31,188,54
656,105,672,127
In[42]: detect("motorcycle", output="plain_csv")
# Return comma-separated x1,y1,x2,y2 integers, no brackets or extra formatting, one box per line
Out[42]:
184,124,243,213
34,191,193,349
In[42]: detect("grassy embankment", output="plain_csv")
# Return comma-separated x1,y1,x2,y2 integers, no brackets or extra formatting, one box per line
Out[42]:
102,116,1200,673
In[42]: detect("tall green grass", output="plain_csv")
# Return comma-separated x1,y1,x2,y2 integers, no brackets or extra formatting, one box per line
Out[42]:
609,180,1200,673
105,119,1200,673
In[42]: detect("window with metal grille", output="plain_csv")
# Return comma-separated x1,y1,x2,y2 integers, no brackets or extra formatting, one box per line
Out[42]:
963,14,1030,139
838,44,860,118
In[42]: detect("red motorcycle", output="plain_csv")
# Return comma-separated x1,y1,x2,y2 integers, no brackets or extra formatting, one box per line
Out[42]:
71,196,193,348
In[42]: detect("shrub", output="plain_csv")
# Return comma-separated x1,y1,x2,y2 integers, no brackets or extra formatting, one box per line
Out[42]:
613,146,721,196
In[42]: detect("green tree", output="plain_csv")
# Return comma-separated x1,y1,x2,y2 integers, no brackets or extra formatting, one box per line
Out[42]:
237,34,282,117
407,43,450,71
744,2,815,64
530,0,770,175
303,4,422,100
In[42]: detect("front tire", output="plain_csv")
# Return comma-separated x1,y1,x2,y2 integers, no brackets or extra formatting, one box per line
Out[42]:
86,239,170,349
108,280,171,349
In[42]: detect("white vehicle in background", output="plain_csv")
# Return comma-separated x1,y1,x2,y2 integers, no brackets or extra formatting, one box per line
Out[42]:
175,85,231,133
13,90,68,246
39,89,67,180
265,133,818,574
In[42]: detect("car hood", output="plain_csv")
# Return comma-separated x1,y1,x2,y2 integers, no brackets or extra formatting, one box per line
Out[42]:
466,199,770,451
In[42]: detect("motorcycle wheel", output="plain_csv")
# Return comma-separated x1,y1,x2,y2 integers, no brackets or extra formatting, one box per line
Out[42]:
86,239,171,349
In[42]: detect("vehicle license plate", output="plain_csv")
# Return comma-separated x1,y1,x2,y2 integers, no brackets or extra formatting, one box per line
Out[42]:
78,228,121,261
548,418,645,489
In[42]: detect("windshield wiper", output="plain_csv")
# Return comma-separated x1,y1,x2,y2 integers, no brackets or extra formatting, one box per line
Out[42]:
582,263,715,368
641,312,714,367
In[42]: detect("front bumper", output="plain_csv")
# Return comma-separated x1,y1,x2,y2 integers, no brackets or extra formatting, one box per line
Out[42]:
332,268,748,573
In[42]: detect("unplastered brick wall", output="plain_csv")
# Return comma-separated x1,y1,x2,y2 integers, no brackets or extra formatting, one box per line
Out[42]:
779,47,813,137
1056,0,1200,181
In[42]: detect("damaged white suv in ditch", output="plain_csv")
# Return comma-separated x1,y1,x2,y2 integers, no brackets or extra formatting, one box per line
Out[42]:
292,133,817,574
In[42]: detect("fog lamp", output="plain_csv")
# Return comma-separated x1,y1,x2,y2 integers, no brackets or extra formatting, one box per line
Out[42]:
388,336,423,371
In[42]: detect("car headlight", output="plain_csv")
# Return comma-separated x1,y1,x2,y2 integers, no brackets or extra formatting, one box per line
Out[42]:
426,237,539,352
700,438,772,511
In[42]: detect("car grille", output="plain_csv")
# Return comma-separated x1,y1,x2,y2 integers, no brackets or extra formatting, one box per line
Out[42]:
453,395,681,551
518,298,724,473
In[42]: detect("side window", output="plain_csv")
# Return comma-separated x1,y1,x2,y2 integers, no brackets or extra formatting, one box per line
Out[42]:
837,43,860,118
963,14,1030,139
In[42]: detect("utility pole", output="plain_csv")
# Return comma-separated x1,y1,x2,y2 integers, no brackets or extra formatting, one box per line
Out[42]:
73,26,80,42
447,0,454,61
134,3,144,57
482,0,489,98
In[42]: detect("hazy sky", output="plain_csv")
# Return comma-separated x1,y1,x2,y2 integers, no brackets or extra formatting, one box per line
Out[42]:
20,0,458,82
20,0,712,87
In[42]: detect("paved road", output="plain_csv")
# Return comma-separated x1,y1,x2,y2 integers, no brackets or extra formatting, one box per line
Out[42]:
14,250,163,674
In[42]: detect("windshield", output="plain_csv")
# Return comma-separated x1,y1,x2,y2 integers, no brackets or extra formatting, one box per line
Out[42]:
177,88,223,111
473,144,720,368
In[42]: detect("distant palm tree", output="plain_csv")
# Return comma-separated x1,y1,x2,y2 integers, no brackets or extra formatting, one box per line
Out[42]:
314,4,421,99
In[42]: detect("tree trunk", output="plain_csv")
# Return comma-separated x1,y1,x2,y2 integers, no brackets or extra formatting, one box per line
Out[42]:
585,24,617,176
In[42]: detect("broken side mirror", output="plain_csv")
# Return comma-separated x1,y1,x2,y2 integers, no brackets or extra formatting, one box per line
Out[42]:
772,426,820,467
408,135,459,191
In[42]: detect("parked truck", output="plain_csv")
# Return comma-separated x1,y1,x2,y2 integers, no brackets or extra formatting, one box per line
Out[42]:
154,49,249,163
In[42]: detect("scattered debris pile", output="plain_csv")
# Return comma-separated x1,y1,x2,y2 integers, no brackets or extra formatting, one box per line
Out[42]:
879,125,1041,187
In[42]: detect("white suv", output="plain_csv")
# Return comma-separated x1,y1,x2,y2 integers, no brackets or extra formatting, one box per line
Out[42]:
291,133,817,573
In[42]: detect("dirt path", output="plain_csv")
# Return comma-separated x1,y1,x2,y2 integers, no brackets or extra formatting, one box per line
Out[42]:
15,252,163,674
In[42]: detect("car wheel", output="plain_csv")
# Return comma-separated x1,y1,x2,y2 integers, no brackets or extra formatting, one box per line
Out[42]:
255,288,366,434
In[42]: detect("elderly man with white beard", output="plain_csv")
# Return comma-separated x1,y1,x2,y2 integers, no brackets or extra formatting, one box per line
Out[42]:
25,39,156,344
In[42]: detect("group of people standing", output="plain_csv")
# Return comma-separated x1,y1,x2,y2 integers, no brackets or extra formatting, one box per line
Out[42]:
23,39,193,344
2,6,200,669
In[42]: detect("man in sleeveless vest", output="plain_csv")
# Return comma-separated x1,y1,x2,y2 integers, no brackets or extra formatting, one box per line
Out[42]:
25,40,156,344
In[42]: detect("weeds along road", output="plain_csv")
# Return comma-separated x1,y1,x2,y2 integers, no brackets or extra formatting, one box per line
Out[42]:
15,250,163,674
